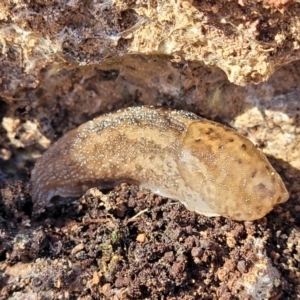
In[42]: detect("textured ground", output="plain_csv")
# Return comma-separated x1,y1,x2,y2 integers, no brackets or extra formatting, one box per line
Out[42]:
0,180,299,299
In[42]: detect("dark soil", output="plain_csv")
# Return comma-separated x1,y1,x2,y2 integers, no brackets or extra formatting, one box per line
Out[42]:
0,162,299,300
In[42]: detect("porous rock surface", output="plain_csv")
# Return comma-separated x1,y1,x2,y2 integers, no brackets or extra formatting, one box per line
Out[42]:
1,0,300,90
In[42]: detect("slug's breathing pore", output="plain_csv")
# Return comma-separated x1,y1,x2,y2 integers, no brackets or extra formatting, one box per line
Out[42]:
31,107,289,221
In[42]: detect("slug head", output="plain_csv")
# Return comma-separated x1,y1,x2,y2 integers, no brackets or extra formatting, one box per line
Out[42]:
179,121,289,221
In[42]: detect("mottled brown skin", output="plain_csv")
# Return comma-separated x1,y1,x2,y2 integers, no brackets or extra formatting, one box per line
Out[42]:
31,107,289,221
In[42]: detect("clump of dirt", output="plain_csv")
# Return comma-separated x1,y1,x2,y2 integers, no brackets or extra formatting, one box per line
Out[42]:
0,171,299,299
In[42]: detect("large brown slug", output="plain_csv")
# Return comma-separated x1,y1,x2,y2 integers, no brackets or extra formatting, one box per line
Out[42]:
31,107,289,221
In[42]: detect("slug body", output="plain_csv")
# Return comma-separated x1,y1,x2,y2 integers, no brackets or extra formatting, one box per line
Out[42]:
31,107,289,221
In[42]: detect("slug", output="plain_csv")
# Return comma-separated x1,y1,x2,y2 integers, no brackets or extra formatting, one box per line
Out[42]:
31,106,289,221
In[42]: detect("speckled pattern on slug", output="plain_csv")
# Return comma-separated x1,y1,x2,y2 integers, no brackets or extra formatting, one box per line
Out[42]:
31,107,289,221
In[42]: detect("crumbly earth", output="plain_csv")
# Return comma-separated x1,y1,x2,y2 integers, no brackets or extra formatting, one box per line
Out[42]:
0,143,300,299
